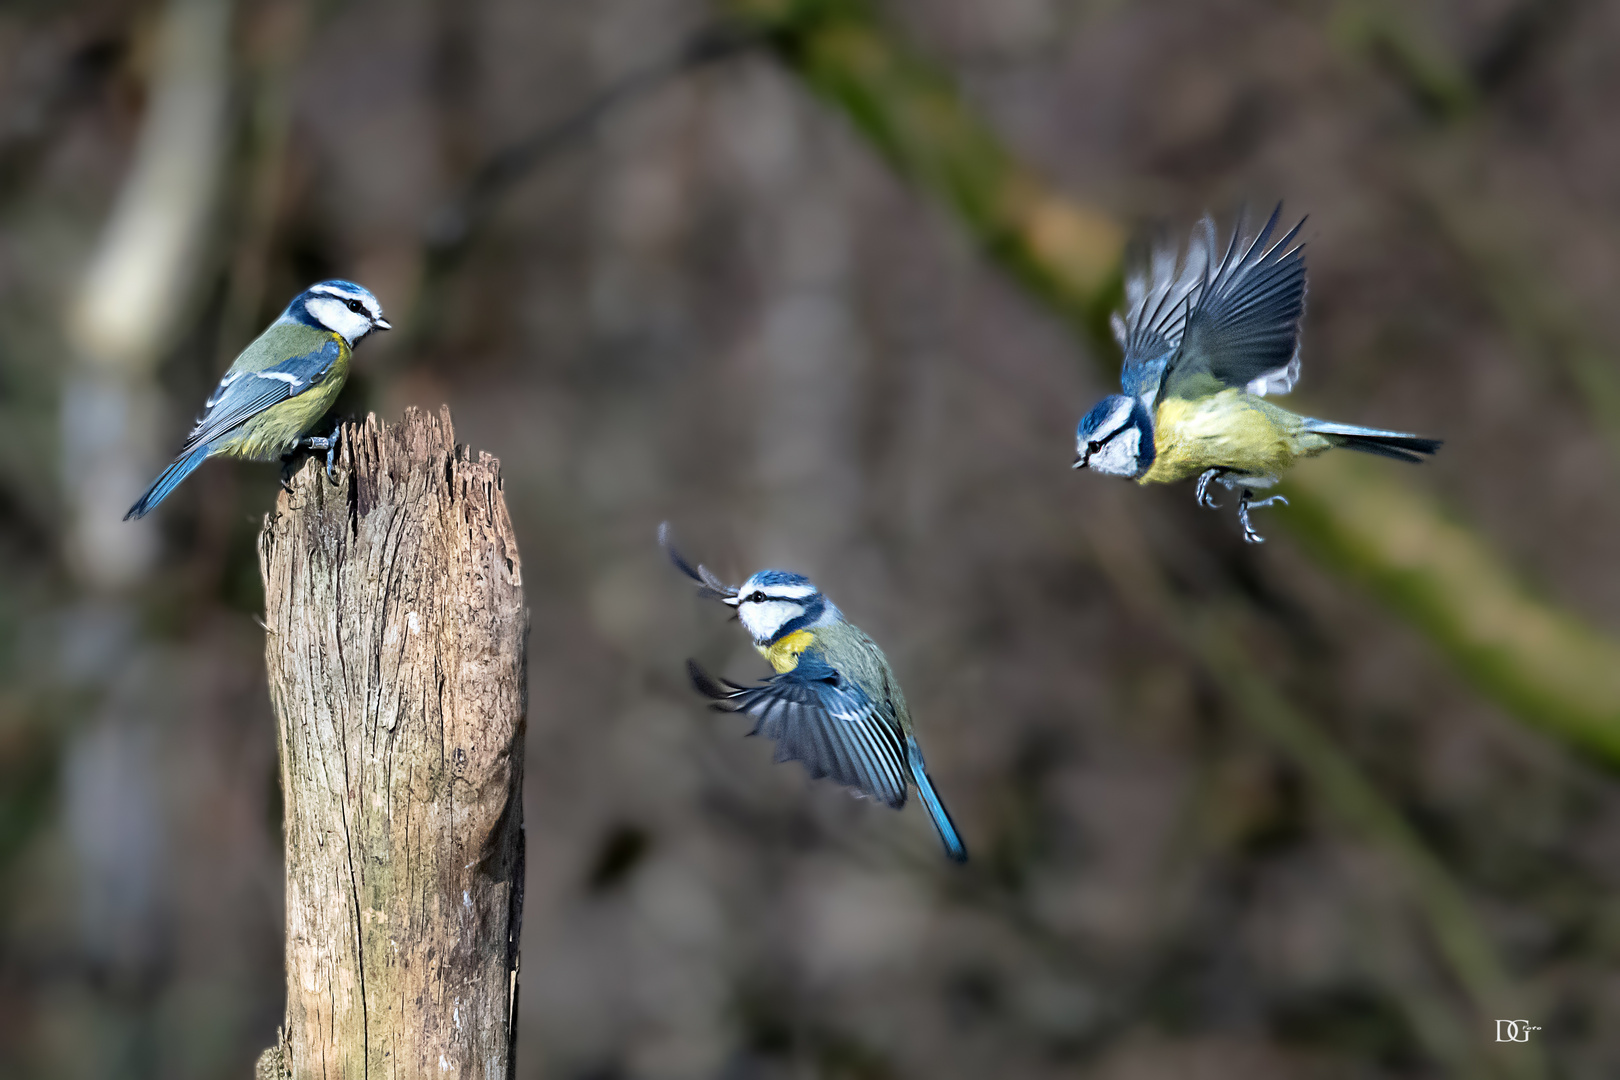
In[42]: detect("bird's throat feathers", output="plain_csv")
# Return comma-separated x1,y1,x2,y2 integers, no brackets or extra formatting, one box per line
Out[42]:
758,629,817,674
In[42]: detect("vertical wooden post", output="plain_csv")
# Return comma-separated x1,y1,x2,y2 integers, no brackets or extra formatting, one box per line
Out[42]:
254,407,526,1079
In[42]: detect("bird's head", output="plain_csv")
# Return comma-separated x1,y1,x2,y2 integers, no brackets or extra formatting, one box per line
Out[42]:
294,280,391,345
659,524,843,645
1074,394,1156,479
730,570,840,646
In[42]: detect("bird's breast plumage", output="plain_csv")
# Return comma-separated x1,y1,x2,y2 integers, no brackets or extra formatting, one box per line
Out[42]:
1140,389,1329,485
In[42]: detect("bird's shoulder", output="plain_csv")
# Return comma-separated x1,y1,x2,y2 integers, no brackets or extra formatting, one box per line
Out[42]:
229,319,346,375
809,620,909,720
1157,369,1227,404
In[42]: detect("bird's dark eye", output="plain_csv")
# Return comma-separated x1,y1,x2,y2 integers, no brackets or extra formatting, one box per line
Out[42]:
1088,441,1102,454
346,299,364,314
749,591,767,603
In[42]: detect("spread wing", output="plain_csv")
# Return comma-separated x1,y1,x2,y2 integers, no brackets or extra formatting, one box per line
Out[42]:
1159,205,1307,404
1114,226,1207,401
688,657,909,808
180,337,343,453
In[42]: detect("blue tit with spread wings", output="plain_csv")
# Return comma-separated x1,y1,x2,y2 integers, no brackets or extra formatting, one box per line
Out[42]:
661,524,966,862
1073,205,1441,542
125,280,389,520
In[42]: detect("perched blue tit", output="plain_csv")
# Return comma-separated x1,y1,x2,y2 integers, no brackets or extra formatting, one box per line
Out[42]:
125,280,390,520
661,524,967,863
1073,206,1441,542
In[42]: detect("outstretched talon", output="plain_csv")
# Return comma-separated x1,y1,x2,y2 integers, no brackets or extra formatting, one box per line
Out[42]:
299,426,344,482
1237,491,1288,544
1195,469,1224,509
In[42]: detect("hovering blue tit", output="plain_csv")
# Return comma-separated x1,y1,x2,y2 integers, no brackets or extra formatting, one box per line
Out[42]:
125,280,390,520
1073,205,1441,542
660,524,967,863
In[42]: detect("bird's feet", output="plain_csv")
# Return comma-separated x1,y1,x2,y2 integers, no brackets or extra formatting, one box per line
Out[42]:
298,426,344,482
1195,469,1225,509
1237,490,1288,544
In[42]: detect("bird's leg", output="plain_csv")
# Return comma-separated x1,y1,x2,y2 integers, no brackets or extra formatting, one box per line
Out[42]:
1195,468,1225,509
1237,489,1289,544
298,425,344,482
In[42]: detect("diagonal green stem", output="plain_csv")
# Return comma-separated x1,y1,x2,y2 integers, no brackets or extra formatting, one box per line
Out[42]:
723,0,1620,775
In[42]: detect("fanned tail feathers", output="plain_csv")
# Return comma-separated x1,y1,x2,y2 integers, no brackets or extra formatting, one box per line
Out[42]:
125,443,212,520
1305,420,1442,464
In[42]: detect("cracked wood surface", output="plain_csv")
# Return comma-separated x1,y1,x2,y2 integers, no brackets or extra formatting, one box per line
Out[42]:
256,407,526,1078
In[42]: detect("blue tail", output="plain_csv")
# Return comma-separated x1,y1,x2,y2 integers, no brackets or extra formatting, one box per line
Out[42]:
125,443,212,520
906,738,967,863
1304,419,1442,464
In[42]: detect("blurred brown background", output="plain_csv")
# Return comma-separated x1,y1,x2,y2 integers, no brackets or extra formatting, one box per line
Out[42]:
2,0,1618,1077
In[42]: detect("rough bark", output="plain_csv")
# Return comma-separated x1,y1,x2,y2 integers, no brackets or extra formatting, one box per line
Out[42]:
255,406,526,1078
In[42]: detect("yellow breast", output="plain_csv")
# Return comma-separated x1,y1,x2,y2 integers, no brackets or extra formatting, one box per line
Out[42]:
757,629,816,674
1140,390,1325,486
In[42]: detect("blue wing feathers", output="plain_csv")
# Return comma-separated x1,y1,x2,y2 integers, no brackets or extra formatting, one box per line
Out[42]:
688,657,909,808
1166,205,1308,398
686,657,964,859
1116,226,1207,400
182,340,341,453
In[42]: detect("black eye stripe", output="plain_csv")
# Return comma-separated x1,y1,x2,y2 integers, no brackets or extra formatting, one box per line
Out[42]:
746,591,812,604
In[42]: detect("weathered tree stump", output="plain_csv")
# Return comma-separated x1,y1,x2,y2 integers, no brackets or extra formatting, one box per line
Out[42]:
255,407,526,1079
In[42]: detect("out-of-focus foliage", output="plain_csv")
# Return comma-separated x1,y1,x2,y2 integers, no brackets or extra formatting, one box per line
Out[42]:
2,1,1620,1079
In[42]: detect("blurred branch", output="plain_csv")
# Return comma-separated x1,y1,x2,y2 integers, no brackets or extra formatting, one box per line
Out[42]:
723,0,1620,773
1200,620,1537,1079
1330,0,1475,119
69,0,233,373
1431,191,1620,466
1329,3,1620,738
216,0,309,357
721,3,1551,1070
1333,0,1580,115
423,21,759,262
1286,455,1620,763
64,0,235,590
1083,508,1542,1080
724,0,1123,337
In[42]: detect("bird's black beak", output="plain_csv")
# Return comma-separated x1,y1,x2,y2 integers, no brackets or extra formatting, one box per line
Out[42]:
374,317,393,331
1072,455,1087,469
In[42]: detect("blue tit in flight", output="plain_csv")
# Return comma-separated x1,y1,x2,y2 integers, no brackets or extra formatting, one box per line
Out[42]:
1072,206,1441,542
125,280,390,520
661,524,967,863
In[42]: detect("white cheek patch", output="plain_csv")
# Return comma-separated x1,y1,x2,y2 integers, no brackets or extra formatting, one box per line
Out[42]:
740,600,802,642
1089,427,1141,477
313,286,382,323
306,296,372,344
